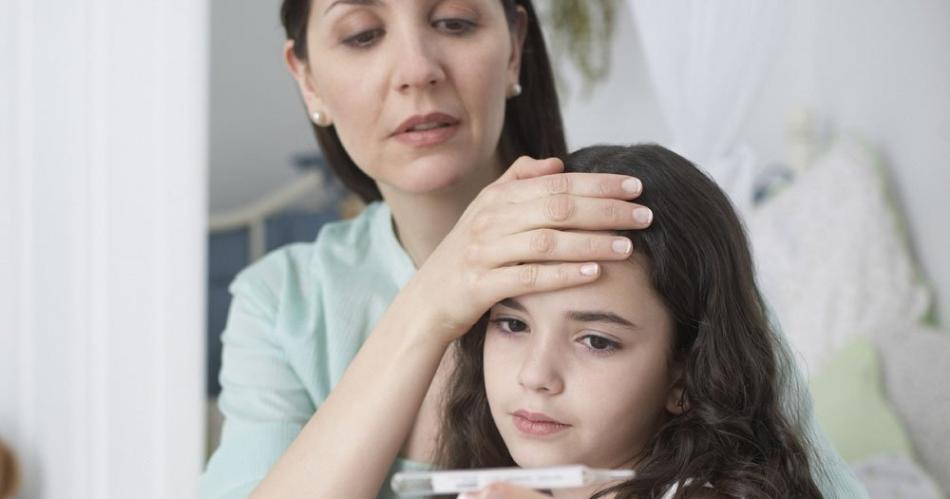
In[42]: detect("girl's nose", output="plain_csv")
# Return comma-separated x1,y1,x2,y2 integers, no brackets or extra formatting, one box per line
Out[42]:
516,340,565,395
392,34,446,93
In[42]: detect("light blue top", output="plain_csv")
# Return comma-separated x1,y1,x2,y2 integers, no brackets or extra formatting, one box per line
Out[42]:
199,201,868,499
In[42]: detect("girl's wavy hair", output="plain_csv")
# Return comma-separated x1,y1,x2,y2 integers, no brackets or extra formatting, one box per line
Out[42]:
279,0,567,203
435,144,826,499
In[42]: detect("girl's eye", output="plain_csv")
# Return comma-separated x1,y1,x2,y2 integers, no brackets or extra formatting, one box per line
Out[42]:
433,18,476,35
343,28,384,48
579,335,619,354
490,318,528,334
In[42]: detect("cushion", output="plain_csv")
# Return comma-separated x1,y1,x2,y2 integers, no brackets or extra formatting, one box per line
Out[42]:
749,136,931,376
809,337,914,463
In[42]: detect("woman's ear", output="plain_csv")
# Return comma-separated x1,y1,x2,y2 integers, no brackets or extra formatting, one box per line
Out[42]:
283,40,332,125
506,6,529,88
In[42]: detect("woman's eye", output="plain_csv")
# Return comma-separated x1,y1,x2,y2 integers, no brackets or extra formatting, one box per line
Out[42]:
491,318,528,334
580,335,619,354
343,29,384,48
433,18,476,35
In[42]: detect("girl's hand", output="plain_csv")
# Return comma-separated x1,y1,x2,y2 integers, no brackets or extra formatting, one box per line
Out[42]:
457,482,553,499
402,155,651,344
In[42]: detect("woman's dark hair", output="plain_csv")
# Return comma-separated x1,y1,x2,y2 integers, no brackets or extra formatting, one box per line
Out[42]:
279,0,567,203
435,144,825,499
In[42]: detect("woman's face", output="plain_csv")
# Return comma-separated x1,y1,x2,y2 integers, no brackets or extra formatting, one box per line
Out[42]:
483,257,681,469
289,0,525,195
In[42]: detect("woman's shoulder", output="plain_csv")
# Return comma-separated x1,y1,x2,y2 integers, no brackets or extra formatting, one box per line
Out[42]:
228,201,402,309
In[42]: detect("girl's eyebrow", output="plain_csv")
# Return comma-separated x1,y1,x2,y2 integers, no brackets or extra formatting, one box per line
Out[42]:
496,298,639,329
324,0,381,15
498,298,527,311
568,311,638,329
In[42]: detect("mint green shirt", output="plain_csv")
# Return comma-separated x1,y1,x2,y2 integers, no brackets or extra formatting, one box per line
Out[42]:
199,201,867,499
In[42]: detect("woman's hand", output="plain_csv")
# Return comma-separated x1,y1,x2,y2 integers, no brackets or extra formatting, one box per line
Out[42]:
457,482,554,499
402,156,652,343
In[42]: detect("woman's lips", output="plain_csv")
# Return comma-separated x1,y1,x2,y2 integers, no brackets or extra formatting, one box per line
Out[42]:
512,410,571,437
391,112,460,147
392,123,458,147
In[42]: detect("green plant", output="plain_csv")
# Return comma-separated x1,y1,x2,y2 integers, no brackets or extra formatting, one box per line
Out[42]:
541,0,619,96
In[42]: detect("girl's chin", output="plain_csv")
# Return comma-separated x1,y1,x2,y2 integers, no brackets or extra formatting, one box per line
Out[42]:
510,449,576,469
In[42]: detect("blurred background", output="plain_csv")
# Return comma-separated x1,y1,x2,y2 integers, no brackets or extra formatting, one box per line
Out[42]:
2,0,948,497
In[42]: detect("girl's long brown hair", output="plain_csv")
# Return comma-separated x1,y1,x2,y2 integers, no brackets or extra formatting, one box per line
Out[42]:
436,145,825,499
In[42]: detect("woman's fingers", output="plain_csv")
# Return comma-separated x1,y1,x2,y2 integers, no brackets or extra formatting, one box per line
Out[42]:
490,172,643,204
497,156,564,182
475,262,601,304
494,195,652,234
471,229,632,266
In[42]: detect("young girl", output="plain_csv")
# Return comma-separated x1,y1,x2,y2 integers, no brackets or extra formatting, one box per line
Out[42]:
437,145,825,499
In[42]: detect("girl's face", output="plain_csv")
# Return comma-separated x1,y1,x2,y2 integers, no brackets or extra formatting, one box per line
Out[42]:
287,0,525,195
484,257,682,469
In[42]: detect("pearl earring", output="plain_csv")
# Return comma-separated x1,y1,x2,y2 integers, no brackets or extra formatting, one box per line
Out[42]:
311,111,323,126
510,82,522,97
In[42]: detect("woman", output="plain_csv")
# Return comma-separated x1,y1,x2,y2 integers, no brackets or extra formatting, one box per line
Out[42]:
439,145,824,499
200,1,864,498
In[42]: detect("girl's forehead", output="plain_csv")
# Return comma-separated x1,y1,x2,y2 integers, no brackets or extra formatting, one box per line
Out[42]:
511,259,666,322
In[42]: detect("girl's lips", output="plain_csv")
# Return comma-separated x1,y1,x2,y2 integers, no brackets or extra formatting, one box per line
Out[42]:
512,411,571,437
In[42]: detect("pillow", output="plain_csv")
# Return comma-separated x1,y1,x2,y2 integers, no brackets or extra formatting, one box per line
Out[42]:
809,336,914,463
878,326,950,493
851,455,943,499
748,136,931,376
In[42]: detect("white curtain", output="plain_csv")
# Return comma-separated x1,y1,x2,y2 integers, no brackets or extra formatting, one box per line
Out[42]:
627,0,785,213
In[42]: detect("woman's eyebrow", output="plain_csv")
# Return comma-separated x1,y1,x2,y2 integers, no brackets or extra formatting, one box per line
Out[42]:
568,310,638,329
324,0,381,15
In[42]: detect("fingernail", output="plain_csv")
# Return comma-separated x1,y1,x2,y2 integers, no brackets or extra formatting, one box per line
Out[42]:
580,263,599,276
612,238,632,254
622,177,642,194
633,207,653,225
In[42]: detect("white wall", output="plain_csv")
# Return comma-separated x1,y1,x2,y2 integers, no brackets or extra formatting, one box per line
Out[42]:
559,2,950,325
209,0,316,213
738,0,950,325
557,2,671,150
0,1,208,497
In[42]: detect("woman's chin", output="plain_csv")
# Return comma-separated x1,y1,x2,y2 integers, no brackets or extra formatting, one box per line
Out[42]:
382,159,484,196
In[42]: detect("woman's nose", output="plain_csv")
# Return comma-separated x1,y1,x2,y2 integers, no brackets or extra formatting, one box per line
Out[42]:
392,34,446,93
517,340,565,395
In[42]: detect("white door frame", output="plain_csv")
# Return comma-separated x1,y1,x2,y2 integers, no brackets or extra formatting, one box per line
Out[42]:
0,0,208,497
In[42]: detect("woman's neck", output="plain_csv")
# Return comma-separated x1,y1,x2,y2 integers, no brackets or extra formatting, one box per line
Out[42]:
380,160,501,267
